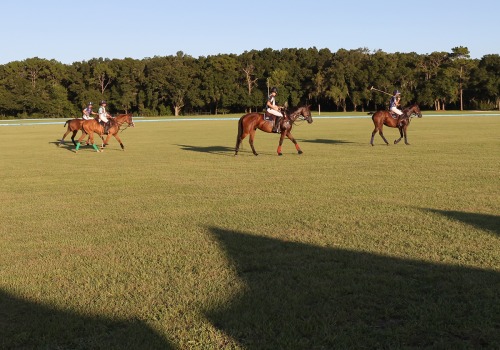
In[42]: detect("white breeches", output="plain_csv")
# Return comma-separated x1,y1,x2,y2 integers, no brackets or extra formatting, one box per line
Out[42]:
390,106,403,115
267,108,283,117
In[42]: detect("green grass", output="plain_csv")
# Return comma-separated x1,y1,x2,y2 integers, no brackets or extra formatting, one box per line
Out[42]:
0,114,499,349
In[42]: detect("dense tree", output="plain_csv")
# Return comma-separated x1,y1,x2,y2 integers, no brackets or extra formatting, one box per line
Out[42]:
0,47,498,118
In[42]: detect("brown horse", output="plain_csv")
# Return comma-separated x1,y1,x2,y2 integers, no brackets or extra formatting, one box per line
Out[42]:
369,104,422,146
59,118,92,146
75,113,135,153
235,105,313,156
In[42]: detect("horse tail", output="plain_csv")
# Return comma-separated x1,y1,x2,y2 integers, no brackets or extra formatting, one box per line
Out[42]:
64,120,71,127
367,112,374,115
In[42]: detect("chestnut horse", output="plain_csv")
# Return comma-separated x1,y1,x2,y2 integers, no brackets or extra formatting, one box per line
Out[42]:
59,118,91,146
75,113,135,153
235,105,313,156
369,103,422,146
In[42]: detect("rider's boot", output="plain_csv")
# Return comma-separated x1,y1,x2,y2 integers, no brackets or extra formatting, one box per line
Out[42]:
274,117,281,133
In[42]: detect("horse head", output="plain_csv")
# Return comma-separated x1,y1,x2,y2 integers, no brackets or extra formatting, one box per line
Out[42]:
114,113,135,127
296,105,313,124
125,113,135,127
409,104,422,118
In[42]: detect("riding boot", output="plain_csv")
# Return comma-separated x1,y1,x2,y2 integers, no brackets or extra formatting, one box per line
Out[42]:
274,117,281,133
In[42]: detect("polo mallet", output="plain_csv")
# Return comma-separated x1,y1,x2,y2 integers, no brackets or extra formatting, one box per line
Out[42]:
369,86,394,97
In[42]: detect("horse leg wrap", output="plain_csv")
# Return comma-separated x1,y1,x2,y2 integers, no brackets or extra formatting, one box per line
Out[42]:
295,144,301,151
75,142,81,151
277,146,282,155
92,144,100,152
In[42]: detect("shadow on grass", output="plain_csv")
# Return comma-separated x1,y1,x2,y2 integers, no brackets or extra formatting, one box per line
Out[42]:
0,289,174,349
298,138,355,145
425,208,500,236
207,226,500,349
175,144,236,156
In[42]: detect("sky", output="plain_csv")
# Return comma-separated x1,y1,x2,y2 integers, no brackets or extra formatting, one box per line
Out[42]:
1,0,498,64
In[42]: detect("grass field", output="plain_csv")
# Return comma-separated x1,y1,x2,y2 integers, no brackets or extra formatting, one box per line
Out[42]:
0,113,499,349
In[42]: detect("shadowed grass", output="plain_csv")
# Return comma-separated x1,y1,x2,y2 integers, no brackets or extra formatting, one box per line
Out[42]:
0,114,499,348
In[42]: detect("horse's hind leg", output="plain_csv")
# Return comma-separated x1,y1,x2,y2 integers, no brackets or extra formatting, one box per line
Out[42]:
59,129,71,146
378,127,390,145
370,127,377,146
249,130,258,156
235,132,247,156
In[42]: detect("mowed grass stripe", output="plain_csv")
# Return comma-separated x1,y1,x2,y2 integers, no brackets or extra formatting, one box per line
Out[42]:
0,116,499,349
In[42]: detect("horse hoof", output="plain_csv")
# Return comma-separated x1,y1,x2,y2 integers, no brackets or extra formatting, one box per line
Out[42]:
297,150,303,155
278,153,283,156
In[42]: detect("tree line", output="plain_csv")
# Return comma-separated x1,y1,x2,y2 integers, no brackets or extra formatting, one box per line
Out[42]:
0,46,498,118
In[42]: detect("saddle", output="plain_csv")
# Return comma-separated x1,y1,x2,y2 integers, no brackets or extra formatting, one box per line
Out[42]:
263,112,274,122
99,121,111,134
264,112,287,133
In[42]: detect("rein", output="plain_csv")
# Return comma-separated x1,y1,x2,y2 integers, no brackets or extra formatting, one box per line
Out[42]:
288,108,309,126
112,115,133,132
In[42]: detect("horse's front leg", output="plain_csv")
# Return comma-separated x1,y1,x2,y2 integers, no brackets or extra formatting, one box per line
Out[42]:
112,133,125,150
394,127,403,144
75,131,88,152
277,132,286,156
286,131,303,155
403,125,410,145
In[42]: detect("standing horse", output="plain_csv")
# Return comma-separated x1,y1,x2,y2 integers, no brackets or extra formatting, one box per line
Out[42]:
369,104,422,146
59,118,91,146
75,113,135,153
235,105,313,156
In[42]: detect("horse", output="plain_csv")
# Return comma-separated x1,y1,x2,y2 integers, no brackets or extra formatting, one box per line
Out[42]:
59,118,91,146
235,105,313,156
369,104,422,146
75,113,135,153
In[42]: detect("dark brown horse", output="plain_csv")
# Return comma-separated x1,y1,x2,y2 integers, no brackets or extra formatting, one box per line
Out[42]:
235,105,313,156
75,113,135,153
59,118,92,146
369,104,422,146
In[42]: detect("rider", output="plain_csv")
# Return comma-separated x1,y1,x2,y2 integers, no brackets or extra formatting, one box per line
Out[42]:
82,102,97,120
390,90,403,119
266,87,284,133
98,100,112,133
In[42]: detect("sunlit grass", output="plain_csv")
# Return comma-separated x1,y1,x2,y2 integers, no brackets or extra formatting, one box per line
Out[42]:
0,114,499,348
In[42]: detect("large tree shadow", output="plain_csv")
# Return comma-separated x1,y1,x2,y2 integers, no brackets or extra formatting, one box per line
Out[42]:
0,289,174,349
425,208,500,236
207,227,500,349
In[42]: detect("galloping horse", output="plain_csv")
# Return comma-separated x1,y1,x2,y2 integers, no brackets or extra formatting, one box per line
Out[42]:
75,113,135,153
235,105,313,156
369,103,422,146
59,118,91,146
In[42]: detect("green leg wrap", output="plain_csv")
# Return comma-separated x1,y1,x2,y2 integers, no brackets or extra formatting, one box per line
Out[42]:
92,144,99,152
75,142,81,151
